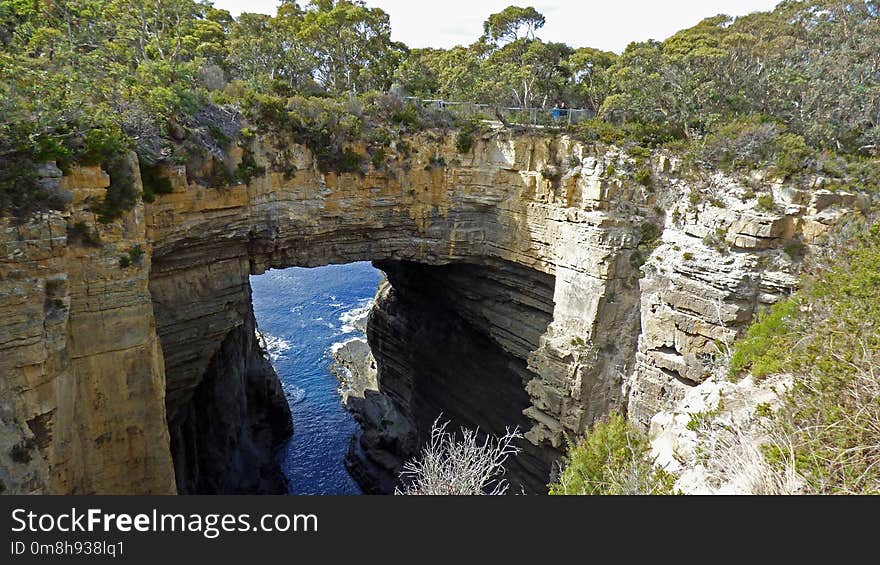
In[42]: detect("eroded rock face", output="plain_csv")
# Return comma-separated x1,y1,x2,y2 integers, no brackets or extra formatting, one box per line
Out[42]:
0,162,175,494
625,172,856,427
0,130,856,493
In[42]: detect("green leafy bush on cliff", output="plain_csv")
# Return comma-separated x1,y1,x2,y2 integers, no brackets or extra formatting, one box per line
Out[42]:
729,297,799,380
549,413,676,495
242,91,453,175
693,116,817,179
455,118,480,154
730,223,880,494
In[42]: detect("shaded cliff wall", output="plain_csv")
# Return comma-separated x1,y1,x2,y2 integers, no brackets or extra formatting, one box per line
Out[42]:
167,305,291,494
360,259,560,493
146,227,292,493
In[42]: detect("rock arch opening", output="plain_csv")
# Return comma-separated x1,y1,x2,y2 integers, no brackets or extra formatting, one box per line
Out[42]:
156,251,559,494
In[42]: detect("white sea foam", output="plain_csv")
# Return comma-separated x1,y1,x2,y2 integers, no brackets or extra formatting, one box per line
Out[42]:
284,385,306,404
339,299,373,333
258,331,291,362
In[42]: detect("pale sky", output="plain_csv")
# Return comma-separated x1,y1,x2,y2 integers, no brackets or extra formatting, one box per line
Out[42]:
210,0,781,53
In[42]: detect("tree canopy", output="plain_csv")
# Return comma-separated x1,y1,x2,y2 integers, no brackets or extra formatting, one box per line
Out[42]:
1,1,878,218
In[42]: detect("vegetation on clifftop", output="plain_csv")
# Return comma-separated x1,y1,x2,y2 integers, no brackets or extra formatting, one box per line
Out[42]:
2,1,878,220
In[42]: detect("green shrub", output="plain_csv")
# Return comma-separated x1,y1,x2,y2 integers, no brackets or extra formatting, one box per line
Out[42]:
845,158,880,193
95,156,138,224
139,163,174,202
629,250,646,269
371,147,387,169
697,115,779,171
639,221,662,250
234,146,266,184
78,125,131,167
549,413,676,495
66,221,101,247
541,166,561,182
392,103,421,128
129,244,144,263
633,123,683,146
571,119,625,145
205,159,233,187
686,409,720,432
783,241,805,259
754,402,774,419
627,146,652,159
424,155,446,171
456,130,475,154
207,124,231,147
635,167,653,187
773,133,813,178
119,244,145,269
757,194,775,211
729,297,798,379
748,225,880,493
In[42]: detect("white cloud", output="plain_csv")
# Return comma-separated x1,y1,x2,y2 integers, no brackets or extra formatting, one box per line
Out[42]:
210,0,781,53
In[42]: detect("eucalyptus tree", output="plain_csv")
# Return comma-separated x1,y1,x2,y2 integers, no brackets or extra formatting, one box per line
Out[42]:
482,5,545,45
297,0,405,95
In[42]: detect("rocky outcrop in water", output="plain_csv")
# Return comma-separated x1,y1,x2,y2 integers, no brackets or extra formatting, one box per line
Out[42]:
0,129,857,493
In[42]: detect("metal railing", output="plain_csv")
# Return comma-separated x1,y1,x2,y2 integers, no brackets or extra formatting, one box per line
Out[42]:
403,97,595,127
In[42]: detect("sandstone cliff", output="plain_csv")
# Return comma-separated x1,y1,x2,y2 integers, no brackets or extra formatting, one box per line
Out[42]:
0,128,856,494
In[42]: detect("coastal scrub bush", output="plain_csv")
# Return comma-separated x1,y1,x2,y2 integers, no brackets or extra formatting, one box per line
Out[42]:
757,194,775,212
455,118,480,154
635,167,652,187
233,146,266,184
139,163,174,203
540,166,561,182
696,116,780,171
695,117,814,179
729,297,798,379
549,413,676,495
119,244,145,269
772,133,813,178
9,439,36,464
95,155,138,223
570,118,625,145
66,221,101,247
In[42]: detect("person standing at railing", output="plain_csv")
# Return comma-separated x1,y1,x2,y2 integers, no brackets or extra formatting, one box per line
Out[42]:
552,102,561,120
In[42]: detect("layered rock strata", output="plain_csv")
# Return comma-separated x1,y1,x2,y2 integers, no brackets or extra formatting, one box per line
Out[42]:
0,129,857,493
0,162,175,494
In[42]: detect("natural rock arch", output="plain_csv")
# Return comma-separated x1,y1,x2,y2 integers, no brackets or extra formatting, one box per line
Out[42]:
2,128,844,494
147,131,638,493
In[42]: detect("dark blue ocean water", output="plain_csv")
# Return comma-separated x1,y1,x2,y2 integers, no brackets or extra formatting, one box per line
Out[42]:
250,262,382,495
